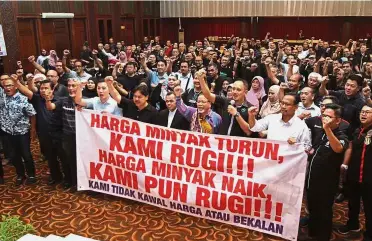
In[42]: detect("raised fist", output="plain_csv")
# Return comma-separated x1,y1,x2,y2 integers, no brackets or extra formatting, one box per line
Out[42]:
28,55,35,63
63,49,70,56
174,85,183,97
104,76,114,85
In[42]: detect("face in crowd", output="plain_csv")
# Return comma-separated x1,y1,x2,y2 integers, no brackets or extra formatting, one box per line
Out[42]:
232,80,247,103
288,74,301,91
2,78,17,96
67,79,79,98
156,61,166,74
133,88,148,109
74,61,84,74
196,94,211,114
300,87,315,107
96,82,110,100
280,95,298,117
360,105,372,127
165,93,177,112
180,62,189,75
207,65,218,78
322,107,341,129
167,76,180,89
39,82,53,99
46,70,59,85
87,79,96,90
344,79,360,97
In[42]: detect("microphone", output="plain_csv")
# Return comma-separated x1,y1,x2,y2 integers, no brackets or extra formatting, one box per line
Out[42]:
230,100,235,106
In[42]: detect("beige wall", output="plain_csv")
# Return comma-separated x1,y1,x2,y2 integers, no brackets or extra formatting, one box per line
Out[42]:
160,0,372,18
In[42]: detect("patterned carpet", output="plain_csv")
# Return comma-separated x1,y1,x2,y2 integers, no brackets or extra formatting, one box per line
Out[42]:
0,139,365,241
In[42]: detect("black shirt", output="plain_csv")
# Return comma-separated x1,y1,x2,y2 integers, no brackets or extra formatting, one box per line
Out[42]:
348,126,372,184
51,97,76,136
119,97,158,124
306,127,349,191
53,84,69,98
328,90,365,131
30,94,58,135
116,74,142,93
305,116,351,151
215,95,252,137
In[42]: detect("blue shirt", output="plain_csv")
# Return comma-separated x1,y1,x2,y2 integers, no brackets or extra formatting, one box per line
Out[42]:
0,89,36,135
149,70,168,87
85,97,122,116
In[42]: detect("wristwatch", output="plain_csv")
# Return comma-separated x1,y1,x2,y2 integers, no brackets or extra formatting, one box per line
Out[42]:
234,112,241,118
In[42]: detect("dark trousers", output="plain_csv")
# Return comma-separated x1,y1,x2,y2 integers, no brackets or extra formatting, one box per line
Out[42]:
0,159,3,178
347,182,372,239
307,185,337,241
1,134,13,161
62,134,76,186
38,133,70,182
7,132,35,177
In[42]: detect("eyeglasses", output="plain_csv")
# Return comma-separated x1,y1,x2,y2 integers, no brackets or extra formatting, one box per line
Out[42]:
197,100,209,104
361,110,372,115
4,84,15,88
47,75,57,77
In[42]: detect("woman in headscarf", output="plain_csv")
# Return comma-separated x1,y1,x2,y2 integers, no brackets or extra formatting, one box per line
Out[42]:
150,73,180,111
42,50,59,71
259,85,281,119
246,76,266,108
82,77,98,98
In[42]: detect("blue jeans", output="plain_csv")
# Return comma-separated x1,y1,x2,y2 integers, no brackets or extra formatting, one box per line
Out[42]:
7,132,35,177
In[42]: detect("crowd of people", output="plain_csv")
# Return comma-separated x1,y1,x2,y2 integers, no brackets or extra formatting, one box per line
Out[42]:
1,33,372,241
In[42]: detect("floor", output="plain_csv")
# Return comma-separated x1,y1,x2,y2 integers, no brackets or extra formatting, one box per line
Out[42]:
0,139,365,241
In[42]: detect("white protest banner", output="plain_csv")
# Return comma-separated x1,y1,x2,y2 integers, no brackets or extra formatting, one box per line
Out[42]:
0,25,7,56
76,110,308,240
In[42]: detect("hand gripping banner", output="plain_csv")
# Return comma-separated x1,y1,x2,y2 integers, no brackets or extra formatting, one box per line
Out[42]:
76,110,308,240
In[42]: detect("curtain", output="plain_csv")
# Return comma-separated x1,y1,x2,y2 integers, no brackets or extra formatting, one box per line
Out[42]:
160,1,372,18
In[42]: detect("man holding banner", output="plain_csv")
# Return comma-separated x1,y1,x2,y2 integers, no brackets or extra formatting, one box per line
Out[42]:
247,93,311,151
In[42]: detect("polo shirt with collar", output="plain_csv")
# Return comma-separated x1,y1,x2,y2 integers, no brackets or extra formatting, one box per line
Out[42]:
149,70,168,87
85,97,122,116
296,102,321,118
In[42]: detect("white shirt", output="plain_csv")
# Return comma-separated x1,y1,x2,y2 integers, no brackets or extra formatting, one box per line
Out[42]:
167,109,177,128
281,63,299,82
298,50,309,60
250,113,312,151
71,70,92,82
295,102,321,118
174,72,194,91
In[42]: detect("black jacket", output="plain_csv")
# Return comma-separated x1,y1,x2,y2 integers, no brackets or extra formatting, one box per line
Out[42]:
156,109,190,131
